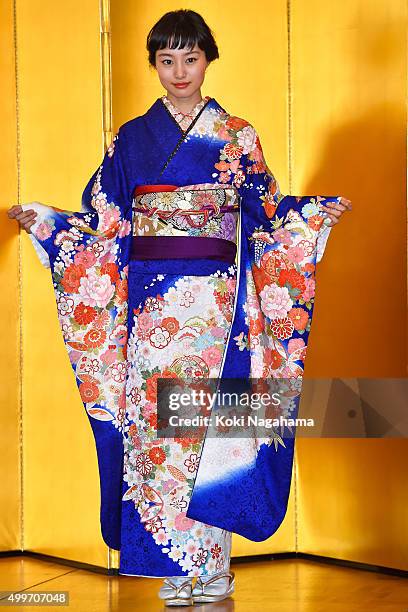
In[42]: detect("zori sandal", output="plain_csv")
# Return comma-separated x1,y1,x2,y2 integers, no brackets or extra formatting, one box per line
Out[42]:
157,577,193,606
192,570,235,603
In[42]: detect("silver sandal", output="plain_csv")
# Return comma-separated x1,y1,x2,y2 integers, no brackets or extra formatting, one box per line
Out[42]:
157,577,193,607
192,570,235,603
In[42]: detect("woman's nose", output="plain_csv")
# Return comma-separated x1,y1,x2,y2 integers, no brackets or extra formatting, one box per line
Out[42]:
174,62,187,79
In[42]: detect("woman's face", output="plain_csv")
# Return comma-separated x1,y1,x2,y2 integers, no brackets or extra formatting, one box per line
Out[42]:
155,43,209,100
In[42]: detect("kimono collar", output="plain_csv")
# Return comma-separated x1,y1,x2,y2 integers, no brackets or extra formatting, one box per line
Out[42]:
161,95,212,131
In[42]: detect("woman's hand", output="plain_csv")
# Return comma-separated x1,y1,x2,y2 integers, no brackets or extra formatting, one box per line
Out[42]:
7,204,38,234
319,197,352,227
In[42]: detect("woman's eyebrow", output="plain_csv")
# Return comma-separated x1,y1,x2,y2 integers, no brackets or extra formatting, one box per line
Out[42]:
157,50,200,57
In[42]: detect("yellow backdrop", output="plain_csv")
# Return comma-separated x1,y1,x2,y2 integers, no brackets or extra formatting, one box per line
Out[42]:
1,0,406,572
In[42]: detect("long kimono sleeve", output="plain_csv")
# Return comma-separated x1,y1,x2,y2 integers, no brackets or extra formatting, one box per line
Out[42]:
21,128,133,550
231,123,342,379
187,123,342,541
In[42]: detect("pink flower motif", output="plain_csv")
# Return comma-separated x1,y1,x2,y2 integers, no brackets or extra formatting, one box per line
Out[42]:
35,221,53,241
229,159,240,173
137,312,153,334
118,219,131,237
301,277,316,302
286,245,304,263
174,512,194,532
186,540,198,555
219,172,230,184
202,345,222,367
92,193,108,213
100,349,116,365
101,207,120,231
78,271,115,308
69,350,82,364
91,241,105,256
74,249,97,268
288,338,305,354
272,227,293,245
162,479,178,494
210,326,226,339
218,126,232,140
260,285,292,319
237,125,257,154
153,529,169,545
141,402,155,419
226,278,236,292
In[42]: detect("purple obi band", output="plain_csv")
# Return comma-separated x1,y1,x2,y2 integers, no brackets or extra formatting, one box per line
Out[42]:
131,236,237,263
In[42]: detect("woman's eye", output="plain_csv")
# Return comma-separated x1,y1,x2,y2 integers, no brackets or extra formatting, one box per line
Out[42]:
162,59,172,65
186,58,197,63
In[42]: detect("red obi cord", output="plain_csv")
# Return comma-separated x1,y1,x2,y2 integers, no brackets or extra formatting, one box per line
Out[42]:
134,184,178,196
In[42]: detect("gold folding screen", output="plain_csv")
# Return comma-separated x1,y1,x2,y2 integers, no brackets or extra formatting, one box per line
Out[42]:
1,0,406,572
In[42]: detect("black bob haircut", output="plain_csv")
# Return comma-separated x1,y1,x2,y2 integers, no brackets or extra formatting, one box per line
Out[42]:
146,9,219,67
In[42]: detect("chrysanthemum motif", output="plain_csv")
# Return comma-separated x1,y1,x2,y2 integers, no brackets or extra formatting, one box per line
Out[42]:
270,317,295,340
135,452,153,476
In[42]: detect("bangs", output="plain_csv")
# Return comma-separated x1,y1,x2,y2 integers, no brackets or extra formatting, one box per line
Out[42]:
156,27,200,53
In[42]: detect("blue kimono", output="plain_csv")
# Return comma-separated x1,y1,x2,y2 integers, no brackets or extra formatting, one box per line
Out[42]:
24,95,340,577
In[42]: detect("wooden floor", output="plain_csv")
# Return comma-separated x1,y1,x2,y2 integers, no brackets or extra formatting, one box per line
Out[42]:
0,556,407,611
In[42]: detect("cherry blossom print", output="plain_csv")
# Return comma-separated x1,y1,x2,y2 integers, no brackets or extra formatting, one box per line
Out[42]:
184,453,200,473
192,547,208,567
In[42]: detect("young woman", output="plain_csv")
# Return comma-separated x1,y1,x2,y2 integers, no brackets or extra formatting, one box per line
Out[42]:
8,9,351,607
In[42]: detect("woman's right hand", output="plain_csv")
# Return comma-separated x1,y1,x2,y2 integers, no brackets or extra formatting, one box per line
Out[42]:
7,205,38,234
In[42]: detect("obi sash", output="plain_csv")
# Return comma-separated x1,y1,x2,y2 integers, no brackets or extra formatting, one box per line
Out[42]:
131,184,240,264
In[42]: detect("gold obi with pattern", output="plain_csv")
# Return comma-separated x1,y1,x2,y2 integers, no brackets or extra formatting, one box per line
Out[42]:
132,185,240,243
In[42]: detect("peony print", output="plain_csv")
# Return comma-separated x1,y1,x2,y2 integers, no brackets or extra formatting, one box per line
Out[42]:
259,284,293,319
78,271,115,308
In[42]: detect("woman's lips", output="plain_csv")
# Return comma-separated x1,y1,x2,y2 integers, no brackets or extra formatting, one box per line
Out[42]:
173,83,190,88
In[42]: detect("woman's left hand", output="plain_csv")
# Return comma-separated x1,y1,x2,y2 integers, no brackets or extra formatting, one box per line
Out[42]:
320,197,352,227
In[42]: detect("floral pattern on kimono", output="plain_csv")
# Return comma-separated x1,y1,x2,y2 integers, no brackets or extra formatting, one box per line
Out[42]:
122,264,236,576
